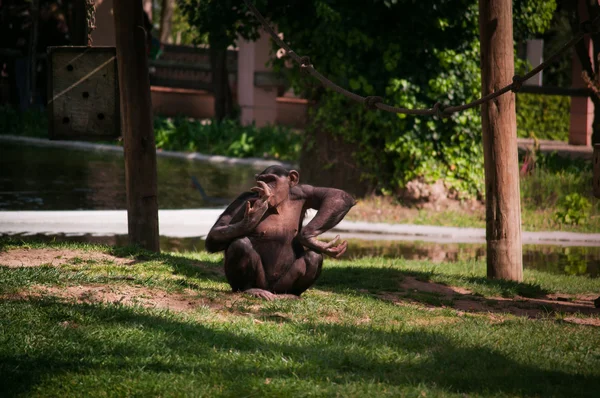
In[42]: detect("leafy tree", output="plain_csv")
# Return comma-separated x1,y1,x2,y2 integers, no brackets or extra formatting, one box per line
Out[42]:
181,0,556,197
270,0,555,197
159,0,176,44
177,0,264,120
152,1,205,45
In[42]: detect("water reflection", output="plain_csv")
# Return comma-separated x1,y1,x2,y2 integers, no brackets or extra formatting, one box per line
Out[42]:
0,142,260,210
346,239,600,277
2,142,600,278
2,233,598,278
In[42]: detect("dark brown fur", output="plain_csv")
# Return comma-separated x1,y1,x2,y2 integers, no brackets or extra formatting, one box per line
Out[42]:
205,166,356,299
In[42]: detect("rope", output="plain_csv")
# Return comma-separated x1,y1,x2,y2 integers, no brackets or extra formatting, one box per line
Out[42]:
86,0,96,46
242,0,600,117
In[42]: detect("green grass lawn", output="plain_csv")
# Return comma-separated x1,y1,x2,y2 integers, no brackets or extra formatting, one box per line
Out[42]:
1,239,599,397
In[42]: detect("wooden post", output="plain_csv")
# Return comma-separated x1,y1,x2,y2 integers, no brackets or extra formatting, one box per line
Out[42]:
478,0,523,281
27,0,40,107
159,0,176,44
594,144,600,198
113,0,160,252
70,0,89,46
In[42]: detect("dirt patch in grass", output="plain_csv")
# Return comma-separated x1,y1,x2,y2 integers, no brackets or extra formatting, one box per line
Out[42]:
16,284,211,312
400,276,473,296
408,316,461,327
562,317,600,327
0,248,136,267
8,283,294,317
379,277,600,326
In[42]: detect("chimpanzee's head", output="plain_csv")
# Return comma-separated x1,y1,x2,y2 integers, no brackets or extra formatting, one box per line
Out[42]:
255,165,299,207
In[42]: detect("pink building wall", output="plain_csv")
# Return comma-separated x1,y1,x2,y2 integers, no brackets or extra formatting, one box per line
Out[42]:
90,4,307,128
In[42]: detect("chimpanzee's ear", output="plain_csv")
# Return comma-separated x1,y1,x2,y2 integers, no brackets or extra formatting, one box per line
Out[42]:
288,170,299,187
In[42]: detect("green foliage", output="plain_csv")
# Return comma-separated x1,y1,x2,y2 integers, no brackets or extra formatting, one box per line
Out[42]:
154,117,301,161
0,105,47,138
540,6,572,87
0,106,300,161
177,0,264,47
516,94,570,141
151,1,206,45
554,193,591,226
533,150,592,174
513,0,558,39
518,151,598,231
266,0,555,198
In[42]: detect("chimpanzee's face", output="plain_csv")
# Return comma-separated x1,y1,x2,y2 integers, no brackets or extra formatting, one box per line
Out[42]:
255,173,289,207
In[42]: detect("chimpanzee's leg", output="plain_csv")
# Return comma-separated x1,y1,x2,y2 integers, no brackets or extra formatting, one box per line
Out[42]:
271,248,323,296
224,237,268,292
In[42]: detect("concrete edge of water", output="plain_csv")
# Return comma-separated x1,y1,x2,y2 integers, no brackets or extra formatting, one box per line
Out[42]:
0,134,296,169
1,209,600,247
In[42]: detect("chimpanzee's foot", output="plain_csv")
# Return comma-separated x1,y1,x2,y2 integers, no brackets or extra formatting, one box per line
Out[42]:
242,289,300,301
243,288,276,300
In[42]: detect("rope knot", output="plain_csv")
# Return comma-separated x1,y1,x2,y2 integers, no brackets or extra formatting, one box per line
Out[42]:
364,96,383,110
299,56,312,74
511,75,524,93
432,102,447,118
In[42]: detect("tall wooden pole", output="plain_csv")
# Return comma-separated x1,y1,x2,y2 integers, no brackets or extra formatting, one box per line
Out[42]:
159,0,176,44
113,0,160,252
27,0,40,107
478,0,522,281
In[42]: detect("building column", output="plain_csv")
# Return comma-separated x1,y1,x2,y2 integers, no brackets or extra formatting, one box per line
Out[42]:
237,29,278,127
569,0,595,146
90,0,152,47
90,0,116,46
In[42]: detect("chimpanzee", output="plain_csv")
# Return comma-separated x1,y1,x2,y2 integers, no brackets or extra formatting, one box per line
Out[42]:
205,165,356,300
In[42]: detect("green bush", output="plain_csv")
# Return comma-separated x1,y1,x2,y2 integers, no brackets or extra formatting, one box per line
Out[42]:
268,0,556,199
519,150,594,209
516,93,570,141
0,105,47,138
554,193,591,226
0,106,301,162
153,117,301,161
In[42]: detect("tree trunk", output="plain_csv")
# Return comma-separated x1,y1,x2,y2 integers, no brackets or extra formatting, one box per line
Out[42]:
70,0,88,46
570,0,600,144
478,0,523,281
299,123,372,197
159,0,175,44
585,1,600,145
27,0,40,108
113,0,160,252
209,39,233,121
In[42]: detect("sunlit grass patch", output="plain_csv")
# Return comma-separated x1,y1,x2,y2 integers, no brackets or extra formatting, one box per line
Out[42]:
1,239,599,397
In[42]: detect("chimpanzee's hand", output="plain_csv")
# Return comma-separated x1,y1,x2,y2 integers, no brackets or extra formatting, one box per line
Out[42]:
242,198,269,229
300,235,348,258
250,181,274,206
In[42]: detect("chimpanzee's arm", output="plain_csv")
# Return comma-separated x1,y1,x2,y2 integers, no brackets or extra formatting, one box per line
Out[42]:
297,185,356,255
205,192,266,253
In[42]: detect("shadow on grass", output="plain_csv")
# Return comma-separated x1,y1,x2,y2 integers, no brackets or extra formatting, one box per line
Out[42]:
1,298,597,397
317,264,548,297
0,237,226,291
2,237,596,318
317,265,600,317
107,244,226,282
